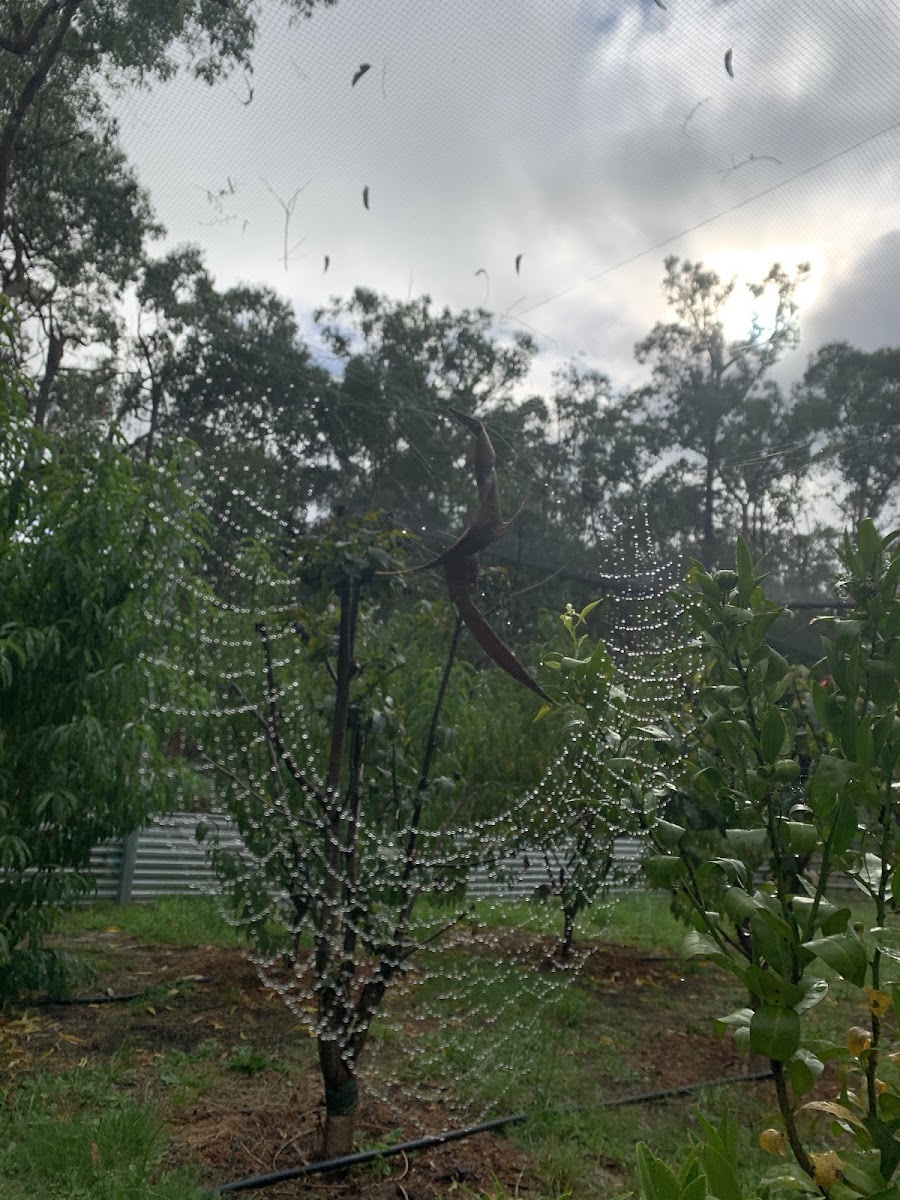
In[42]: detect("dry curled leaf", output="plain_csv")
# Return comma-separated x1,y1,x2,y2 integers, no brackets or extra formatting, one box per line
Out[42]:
846,1026,872,1056
809,1151,842,1188
866,988,891,1017
800,1099,865,1130
351,63,372,87
382,407,550,702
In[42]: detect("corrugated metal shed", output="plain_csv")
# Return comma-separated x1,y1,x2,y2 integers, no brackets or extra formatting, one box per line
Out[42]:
467,837,645,899
85,815,647,904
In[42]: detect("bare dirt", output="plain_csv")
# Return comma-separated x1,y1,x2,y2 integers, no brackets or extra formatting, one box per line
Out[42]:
0,930,770,1198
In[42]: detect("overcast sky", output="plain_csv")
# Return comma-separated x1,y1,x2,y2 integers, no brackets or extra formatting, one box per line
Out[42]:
110,0,900,396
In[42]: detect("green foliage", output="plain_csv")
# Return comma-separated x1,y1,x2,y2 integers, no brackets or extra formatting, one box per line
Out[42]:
637,1112,747,1200
647,525,900,1197
0,410,204,1000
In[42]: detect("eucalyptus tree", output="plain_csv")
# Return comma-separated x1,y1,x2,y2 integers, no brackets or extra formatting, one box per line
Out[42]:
793,341,900,528
312,287,539,535
538,362,658,545
634,256,810,568
1,0,336,422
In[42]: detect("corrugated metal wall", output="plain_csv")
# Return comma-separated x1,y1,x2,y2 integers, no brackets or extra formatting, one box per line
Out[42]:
86,814,646,903
466,837,645,899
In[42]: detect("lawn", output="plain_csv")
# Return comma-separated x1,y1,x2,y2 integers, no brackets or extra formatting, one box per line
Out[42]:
0,892,873,1199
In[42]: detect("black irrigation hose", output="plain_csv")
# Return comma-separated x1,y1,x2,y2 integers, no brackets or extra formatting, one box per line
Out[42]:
23,990,147,1006
207,1112,527,1195
11,977,208,1007
206,1069,775,1195
595,1069,774,1109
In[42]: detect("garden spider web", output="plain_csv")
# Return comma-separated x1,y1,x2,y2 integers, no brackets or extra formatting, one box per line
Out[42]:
145,421,694,1143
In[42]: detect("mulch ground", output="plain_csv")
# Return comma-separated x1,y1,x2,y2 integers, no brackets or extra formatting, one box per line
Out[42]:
0,930,772,1198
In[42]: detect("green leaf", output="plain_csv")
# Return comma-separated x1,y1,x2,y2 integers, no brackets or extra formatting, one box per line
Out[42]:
809,754,852,814
724,827,767,856
735,536,755,603
682,930,740,975
654,819,687,848
636,1142,685,1200
868,660,897,707
787,1048,824,1098
829,792,859,855
820,906,852,937
714,722,747,770
750,1003,801,1061
722,887,761,923
715,1008,754,1037
745,964,805,1007
696,1116,744,1200
749,910,796,979
803,932,868,987
831,619,864,650
760,707,787,764
839,700,859,760
857,518,882,573
645,856,686,888
782,821,818,855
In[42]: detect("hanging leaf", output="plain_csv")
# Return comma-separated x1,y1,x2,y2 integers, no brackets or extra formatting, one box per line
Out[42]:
750,1004,800,1060
760,708,787,763
803,932,868,987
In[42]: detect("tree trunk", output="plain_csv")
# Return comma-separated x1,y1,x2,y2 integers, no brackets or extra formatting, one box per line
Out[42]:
558,903,577,963
33,324,64,427
317,1039,358,1159
701,437,717,568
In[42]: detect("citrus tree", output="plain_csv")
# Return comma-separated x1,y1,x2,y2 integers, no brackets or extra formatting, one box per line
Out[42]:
645,524,900,1198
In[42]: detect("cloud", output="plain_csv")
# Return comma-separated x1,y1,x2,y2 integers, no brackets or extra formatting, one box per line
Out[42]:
109,0,900,396
803,229,900,354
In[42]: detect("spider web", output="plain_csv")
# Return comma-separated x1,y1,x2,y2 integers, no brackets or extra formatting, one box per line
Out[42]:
146,425,694,1134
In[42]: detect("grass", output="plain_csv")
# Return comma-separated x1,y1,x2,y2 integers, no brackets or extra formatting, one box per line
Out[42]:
464,888,685,951
0,1068,205,1200
57,894,246,948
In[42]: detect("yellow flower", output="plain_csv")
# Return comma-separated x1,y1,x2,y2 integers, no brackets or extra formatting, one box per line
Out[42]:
759,1128,786,1155
846,1026,872,1056
809,1151,842,1188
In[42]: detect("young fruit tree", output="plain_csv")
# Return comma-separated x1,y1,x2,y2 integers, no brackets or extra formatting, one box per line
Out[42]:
0,302,201,1001
646,525,900,1199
